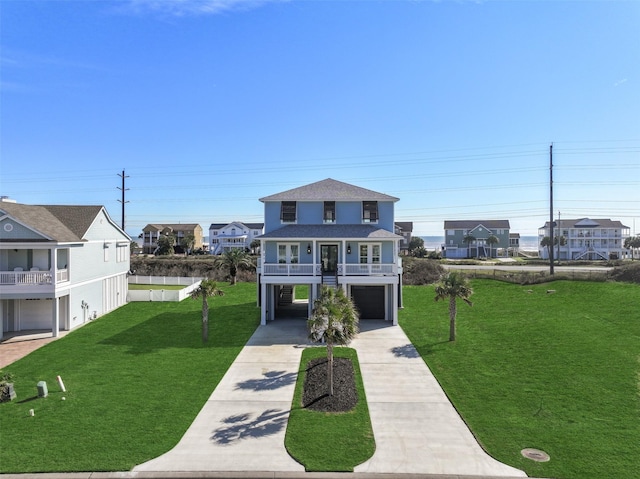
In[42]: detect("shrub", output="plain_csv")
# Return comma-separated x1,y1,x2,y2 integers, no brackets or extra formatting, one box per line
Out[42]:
609,262,640,284
402,258,444,285
0,371,15,403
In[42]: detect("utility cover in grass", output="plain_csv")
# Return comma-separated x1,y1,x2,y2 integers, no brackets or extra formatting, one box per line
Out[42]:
303,357,358,412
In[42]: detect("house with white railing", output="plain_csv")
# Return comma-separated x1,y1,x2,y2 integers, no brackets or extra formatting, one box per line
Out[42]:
257,178,403,325
209,222,264,255
538,218,630,260
0,199,130,339
442,220,511,258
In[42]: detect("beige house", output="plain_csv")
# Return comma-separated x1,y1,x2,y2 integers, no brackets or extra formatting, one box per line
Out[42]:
141,224,203,254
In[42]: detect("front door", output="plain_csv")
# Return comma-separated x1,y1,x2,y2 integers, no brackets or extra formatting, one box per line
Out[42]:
321,245,338,274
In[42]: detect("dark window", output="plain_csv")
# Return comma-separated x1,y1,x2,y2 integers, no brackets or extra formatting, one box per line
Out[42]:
281,201,297,222
362,201,378,222
323,201,336,223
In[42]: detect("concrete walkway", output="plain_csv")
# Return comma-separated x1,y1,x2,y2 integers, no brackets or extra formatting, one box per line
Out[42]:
134,319,526,477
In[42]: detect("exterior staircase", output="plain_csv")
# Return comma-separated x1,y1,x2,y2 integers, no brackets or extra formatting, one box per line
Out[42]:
279,285,293,305
322,274,338,289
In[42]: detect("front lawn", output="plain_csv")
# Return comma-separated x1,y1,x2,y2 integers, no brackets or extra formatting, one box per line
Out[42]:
400,280,640,479
0,283,259,473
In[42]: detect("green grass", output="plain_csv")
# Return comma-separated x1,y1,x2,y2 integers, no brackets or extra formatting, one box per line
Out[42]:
0,283,259,473
128,284,185,290
285,347,375,471
294,284,309,300
400,280,640,479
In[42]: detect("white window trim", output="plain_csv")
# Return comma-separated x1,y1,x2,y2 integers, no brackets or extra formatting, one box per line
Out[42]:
277,243,300,264
359,243,382,264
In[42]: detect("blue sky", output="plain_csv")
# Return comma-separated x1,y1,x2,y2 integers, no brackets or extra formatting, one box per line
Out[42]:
2,0,639,238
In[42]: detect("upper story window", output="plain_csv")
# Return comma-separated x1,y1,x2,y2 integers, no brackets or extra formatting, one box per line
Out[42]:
323,201,336,223
281,201,297,223
362,201,378,223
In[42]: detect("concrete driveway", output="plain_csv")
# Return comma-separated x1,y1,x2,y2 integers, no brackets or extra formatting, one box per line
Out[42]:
134,318,525,477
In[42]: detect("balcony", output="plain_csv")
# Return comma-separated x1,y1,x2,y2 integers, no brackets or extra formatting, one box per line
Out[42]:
259,262,397,277
0,269,68,286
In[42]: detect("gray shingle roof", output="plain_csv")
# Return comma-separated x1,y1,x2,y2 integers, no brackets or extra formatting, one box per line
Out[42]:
143,223,201,232
444,220,511,230
539,218,629,229
0,203,104,242
259,178,399,202
258,224,402,240
209,222,264,229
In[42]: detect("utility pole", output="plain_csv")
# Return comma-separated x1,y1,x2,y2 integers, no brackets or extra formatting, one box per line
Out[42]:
548,143,554,275
117,170,129,232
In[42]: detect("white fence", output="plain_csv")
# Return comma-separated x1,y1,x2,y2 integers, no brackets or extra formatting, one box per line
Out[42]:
127,275,203,302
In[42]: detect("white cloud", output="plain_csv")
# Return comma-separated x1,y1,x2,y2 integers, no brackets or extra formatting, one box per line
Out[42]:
614,78,628,87
124,0,289,17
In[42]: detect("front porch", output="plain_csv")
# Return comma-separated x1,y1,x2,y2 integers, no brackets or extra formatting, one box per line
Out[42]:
259,261,397,277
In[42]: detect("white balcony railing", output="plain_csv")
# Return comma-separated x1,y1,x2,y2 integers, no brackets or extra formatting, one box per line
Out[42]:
0,269,68,286
260,262,396,277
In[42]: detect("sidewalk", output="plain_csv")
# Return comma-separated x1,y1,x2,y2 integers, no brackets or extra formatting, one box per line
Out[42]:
133,319,526,477
0,330,69,369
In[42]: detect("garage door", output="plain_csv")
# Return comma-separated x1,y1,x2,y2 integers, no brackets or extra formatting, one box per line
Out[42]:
19,299,52,330
351,286,385,320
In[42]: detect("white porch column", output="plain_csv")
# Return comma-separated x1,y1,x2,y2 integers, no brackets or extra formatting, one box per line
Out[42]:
51,247,57,282
391,284,398,326
260,282,267,325
52,296,60,337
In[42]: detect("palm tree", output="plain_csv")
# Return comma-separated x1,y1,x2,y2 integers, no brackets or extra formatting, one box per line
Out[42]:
624,236,640,260
463,234,475,259
434,272,473,342
486,234,499,258
250,239,261,255
540,236,553,260
214,249,253,285
182,233,196,255
308,286,359,396
190,279,224,343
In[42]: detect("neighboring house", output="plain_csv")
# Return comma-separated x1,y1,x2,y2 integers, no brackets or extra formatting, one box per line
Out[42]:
209,222,264,255
395,221,413,255
509,233,521,256
538,218,630,260
141,223,203,254
257,178,403,326
0,200,130,340
442,220,511,258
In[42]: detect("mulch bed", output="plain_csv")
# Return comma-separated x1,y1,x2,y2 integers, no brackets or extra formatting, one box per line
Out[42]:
302,356,358,412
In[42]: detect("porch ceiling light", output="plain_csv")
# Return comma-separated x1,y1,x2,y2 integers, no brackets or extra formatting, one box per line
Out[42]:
307,243,312,254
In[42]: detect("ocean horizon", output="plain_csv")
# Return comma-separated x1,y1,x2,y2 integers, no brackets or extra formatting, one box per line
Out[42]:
420,235,539,251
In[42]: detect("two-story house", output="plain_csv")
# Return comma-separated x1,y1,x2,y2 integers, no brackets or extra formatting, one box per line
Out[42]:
0,200,130,340
442,220,511,258
141,223,203,254
256,178,403,326
209,222,264,255
538,218,630,260
395,222,413,255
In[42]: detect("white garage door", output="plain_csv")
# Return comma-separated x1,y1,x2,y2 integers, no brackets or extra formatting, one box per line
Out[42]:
19,299,52,330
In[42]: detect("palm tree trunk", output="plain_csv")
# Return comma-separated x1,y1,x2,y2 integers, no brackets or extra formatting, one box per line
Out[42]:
327,342,334,396
449,296,457,342
202,297,209,343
